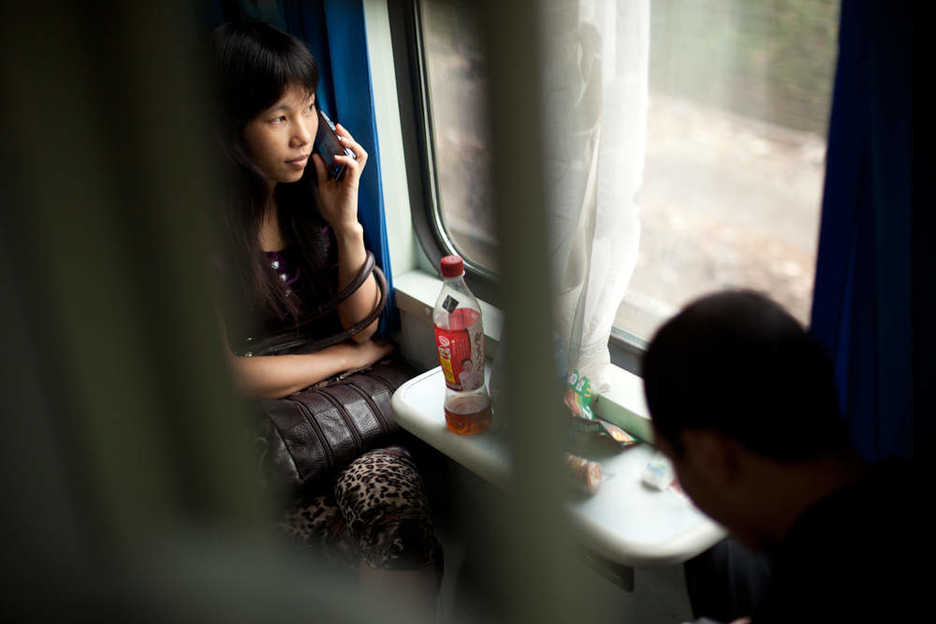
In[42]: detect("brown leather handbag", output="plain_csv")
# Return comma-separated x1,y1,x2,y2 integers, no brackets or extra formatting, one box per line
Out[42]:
252,251,416,492
256,359,415,492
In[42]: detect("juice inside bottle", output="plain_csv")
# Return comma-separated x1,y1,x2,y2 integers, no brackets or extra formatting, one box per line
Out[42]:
444,391,492,435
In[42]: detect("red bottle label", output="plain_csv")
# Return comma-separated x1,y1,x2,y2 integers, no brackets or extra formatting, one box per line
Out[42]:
435,308,484,391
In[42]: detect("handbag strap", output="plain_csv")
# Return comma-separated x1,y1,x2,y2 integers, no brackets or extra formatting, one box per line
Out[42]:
251,253,388,356
296,250,377,324
334,250,376,305
296,261,388,352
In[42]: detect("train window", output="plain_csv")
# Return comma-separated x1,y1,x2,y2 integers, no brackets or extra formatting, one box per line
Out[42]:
418,0,497,275
416,0,839,342
620,0,839,340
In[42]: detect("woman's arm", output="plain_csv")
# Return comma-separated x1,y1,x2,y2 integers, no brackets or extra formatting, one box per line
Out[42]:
217,315,392,399
313,124,379,343
229,340,393,399
333,222,381,342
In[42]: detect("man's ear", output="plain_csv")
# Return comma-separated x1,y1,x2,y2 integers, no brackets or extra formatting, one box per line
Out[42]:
680,429,744,487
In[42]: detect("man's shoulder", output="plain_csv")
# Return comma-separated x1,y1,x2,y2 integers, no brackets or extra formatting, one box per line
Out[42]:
758,460,926,622
799,460,924,557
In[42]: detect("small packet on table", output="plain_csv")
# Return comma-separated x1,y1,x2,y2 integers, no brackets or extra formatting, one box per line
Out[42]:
641,452,675,491
565,369,639,448
564,369,594,420
560,370,641,496
564,452,602,495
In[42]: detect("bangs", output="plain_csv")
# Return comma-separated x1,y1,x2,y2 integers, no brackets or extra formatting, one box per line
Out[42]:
263,42,319,105
215,21,320,125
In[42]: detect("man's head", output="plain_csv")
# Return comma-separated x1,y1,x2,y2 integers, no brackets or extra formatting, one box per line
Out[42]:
642,290,850,548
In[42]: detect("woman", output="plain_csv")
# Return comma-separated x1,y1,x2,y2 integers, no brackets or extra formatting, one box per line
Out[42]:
210,20,441,612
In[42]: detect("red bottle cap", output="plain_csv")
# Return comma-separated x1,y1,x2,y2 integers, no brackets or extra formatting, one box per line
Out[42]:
440,255,464,278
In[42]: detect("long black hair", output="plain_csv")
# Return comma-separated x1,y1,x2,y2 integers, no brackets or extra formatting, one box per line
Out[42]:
211,20,332,326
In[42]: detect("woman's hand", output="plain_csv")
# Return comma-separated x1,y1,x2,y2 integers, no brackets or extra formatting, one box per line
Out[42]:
312,124,369,234
347,338,394,371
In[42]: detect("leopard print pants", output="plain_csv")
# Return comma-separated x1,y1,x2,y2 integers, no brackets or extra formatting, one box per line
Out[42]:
279,445,442,574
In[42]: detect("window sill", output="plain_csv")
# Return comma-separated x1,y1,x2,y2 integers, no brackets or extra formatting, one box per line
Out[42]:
394,269,503,352
393,269,654,443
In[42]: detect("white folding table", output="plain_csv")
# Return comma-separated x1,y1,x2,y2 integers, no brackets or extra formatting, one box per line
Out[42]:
391,367,726,586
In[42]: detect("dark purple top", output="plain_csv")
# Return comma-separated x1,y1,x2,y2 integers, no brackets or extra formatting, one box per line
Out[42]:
232,226,343,355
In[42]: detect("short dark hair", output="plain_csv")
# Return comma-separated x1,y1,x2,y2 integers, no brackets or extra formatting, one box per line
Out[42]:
642,290,848,461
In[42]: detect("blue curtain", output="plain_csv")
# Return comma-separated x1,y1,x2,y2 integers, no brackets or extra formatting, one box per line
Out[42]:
206,0,397,333
809,0,923,462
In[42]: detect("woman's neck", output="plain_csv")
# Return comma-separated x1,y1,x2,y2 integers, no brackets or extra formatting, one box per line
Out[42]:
259,194,286,252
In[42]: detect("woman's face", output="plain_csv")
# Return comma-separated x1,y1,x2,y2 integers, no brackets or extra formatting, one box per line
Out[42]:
242,83,318,187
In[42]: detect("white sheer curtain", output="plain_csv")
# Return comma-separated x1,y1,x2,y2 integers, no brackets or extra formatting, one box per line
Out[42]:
543,0,649,391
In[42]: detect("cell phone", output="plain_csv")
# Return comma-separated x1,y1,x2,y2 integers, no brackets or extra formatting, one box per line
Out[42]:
314,108,356,181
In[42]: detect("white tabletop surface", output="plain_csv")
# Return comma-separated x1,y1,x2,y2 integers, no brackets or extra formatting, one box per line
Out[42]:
391,366,726,567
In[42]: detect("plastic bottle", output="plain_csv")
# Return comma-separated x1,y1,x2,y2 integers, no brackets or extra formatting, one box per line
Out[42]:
433,255,492,435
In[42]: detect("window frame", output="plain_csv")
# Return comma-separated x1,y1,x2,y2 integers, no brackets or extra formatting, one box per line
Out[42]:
387,0,500,305
388,0,643,374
